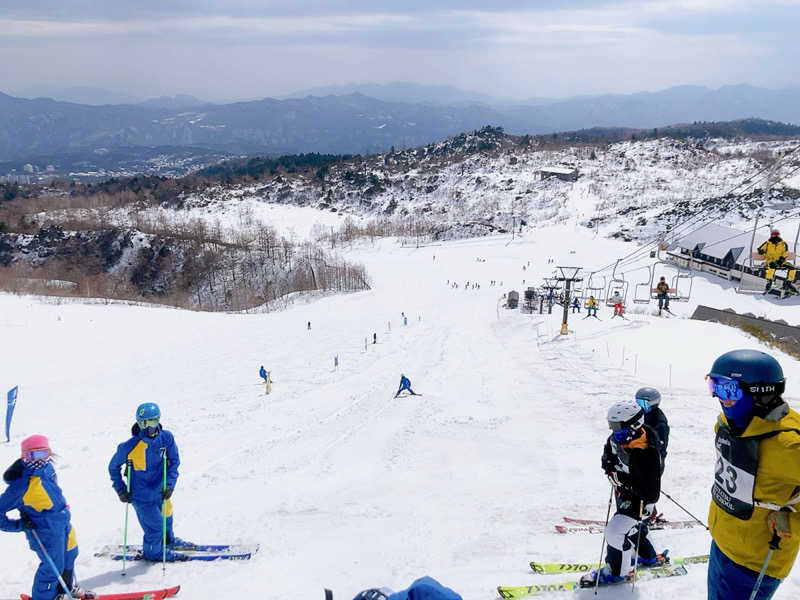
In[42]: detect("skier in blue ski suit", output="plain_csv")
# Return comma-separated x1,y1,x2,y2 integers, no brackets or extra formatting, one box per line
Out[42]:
108,403,188,561
0,434,82,600
395,374,417,398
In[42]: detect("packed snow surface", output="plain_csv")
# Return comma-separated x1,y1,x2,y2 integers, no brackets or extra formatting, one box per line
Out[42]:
0,215,799,599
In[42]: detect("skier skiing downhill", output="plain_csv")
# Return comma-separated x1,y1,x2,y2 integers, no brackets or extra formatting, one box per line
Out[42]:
0,434,90,600
654,277,670,315
394,374,417,398
706,350,800,600
580,400,664,587
108,403,190,562
635,387,669,465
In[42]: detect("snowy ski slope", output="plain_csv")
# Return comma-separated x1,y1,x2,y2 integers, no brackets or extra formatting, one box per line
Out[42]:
0,219,799,600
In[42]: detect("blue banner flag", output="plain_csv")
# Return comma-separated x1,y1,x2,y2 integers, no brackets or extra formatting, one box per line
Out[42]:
6,386,18,442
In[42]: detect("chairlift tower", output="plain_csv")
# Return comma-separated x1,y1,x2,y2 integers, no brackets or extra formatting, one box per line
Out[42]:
555,266,583,335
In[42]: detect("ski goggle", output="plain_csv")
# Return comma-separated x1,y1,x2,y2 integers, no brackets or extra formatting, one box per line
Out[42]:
23,448,50,461
138,417,160,429
611,427,635,443
706,375,785,402
635,398,650,412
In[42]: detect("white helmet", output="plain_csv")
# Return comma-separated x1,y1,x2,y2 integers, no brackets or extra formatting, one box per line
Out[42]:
607,400,644,431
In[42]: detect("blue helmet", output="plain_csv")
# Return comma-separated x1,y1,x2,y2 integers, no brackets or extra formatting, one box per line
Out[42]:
135,402,161,435
708,350,785,419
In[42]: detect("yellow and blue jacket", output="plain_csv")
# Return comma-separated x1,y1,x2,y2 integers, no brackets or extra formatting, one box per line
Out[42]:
709,407,800,579
109,423,180,503
0,459,73,541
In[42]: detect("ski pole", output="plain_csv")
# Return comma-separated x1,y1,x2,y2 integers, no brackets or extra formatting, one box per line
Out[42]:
31,529,75,600
122,459,132,576
749,531,781,600
161,447,167,574
660,489,709,530
632,501,644,590
594,486,614,595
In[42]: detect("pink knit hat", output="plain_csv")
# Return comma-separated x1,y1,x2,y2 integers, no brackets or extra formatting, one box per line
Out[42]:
21,434,50,456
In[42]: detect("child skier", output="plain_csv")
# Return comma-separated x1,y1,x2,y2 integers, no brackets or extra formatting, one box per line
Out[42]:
394,374,417,398
635,387,669,465
571,297,580,313
0,434,89,600
108,403,190,561
580,400,664,587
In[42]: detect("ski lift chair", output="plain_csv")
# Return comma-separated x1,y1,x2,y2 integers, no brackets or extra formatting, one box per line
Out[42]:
633,266,653,304
671,272,693,301
605,280,629,307
584,274,606,306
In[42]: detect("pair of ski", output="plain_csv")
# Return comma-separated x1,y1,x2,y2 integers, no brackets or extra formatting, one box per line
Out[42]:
498,554,709,598
18,586,180,600
95,542,259,562
555,515,699,534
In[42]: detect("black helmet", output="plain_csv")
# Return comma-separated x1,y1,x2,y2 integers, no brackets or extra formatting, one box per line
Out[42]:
708,349,785,418
635,387,661,408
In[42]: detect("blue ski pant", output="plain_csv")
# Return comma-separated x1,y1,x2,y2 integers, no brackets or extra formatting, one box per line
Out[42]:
707,541,781,600
25,522,77,600
132,499,175,560
395,384,415,397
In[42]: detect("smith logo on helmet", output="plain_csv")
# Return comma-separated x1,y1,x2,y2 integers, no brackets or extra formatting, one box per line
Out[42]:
748,384,777,393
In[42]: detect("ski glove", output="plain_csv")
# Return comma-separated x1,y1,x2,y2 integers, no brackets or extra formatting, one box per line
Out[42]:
118,491,130,503
161,487,173,500
20,514,36,531
642,503,656,518
768,511,792,539
607,472,623,488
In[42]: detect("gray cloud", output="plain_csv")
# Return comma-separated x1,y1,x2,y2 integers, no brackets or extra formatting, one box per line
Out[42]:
1,1,798,103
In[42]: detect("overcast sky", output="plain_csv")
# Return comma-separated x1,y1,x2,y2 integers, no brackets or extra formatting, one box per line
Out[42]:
1,0,798,103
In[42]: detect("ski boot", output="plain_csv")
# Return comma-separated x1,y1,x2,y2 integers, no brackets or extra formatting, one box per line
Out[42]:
578,566,626,588
168,536,196,550
55,588,96,600
636,549,669,567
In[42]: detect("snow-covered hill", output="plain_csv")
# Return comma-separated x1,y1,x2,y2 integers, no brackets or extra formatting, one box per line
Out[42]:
152,133,800,247
1,218,799,600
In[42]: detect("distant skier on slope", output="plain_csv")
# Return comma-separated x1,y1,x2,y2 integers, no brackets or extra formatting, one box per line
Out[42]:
757,228,797,294
706,349,800,600
394,374,418,398
109,403,190,562
654,277,671,315
0,434,90,600
580,400,664,587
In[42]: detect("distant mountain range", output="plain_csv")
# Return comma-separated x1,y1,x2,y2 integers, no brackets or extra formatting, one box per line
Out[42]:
1,84,799,165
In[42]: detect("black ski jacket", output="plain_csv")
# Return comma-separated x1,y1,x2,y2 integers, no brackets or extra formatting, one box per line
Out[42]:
644,408,669,462
602,424,662,516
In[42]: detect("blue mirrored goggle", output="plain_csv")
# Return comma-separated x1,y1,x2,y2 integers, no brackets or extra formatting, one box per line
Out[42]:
706,375,785,402
611,428,633,443
707,376,742,401
24,448,50,461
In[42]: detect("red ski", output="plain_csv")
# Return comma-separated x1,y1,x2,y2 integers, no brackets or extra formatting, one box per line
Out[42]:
21,585,180,600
